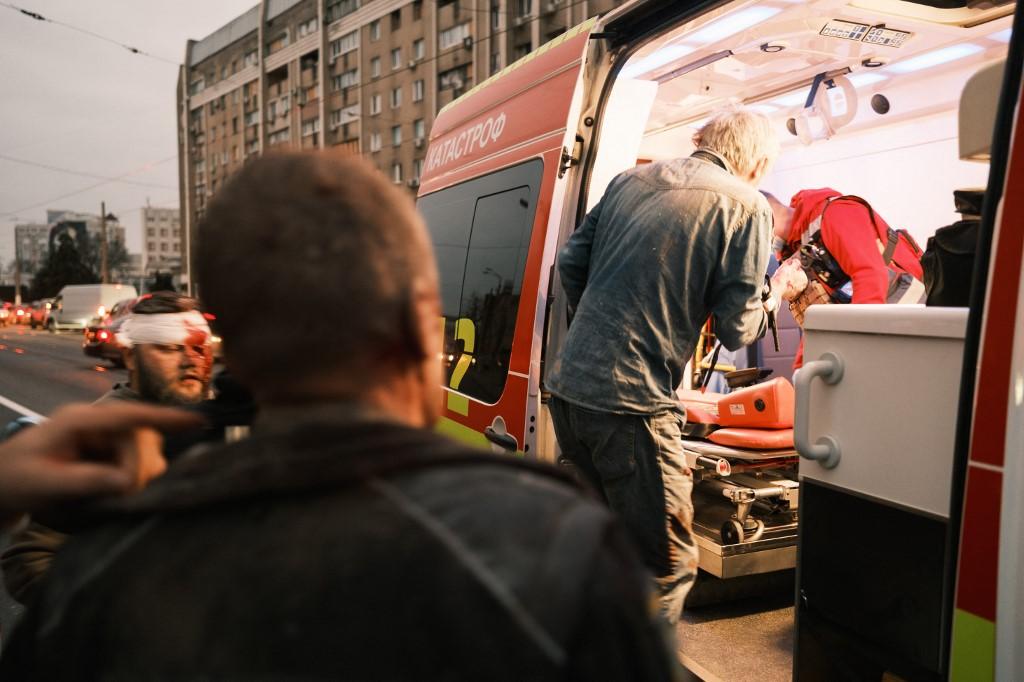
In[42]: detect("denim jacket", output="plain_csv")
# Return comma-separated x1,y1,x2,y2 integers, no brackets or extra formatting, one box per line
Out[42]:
546,155,771,415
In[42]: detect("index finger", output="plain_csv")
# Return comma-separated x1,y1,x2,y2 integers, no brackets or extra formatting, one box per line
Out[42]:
48,403,205,435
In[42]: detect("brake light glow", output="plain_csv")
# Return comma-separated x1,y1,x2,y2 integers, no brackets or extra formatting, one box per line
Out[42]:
98,330,109,341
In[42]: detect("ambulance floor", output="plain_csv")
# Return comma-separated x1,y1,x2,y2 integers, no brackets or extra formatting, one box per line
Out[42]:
676,592,794,682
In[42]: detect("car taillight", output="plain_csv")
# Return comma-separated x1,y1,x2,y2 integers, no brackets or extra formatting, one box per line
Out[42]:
98,330,109,341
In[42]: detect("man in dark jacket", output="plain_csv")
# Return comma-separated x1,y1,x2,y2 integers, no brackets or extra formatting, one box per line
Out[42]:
1,153,675,680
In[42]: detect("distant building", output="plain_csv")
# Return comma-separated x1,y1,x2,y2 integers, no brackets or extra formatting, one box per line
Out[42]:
44,210,127,257
177,0,624,292
14,223,50,273
142,206,183,279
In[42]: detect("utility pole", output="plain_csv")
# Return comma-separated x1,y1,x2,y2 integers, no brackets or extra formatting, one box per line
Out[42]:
100,201,109,284
13,239,21,305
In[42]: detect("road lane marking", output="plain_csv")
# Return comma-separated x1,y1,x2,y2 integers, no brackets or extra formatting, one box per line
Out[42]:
0,394,45,421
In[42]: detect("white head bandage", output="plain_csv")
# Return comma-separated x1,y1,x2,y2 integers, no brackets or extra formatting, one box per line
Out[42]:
117,311,213,348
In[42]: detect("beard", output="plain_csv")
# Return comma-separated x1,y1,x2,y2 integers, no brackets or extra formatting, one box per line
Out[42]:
135,355,208,406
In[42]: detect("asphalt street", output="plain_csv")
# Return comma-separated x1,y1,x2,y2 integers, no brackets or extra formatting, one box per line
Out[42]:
0,325,127,425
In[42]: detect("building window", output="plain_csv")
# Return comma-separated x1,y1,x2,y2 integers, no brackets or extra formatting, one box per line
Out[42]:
221,65,229,79
369,93,382,115
439,23,471,51
370,56,381,78
390,86,402,108
329,109,343,128
392,162,403,183
221,151,228,165
302,118,320,136
439,65,469,91
414,118,425,140
412,38,425,60
160,228,168,237
173,242,180,252
268,129,291,144
266,30,290,55
190,78,205,95
516,0,532,16
369,19,380,41
148,241,155,252
147,228,155,237
332,69,359,91
392,125,402,146
327,0,359,22
413,0,423,20
412,79,424,102
491,3,501,30
490,53,501,74
234,145,240,160
330,31,358,60
244,50,258,67
413,157,423,180
390,9,401,32
515,42,532,60
232,117,239,133
297,17,318,38
210,127,217,141
160,243,168,252
245,111,259,126
370,132,382,152
391,47,402,69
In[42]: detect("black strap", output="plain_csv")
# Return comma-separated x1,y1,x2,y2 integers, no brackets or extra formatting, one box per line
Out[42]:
699,342,724,393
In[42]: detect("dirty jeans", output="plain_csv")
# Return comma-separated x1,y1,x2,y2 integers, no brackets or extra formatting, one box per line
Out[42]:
549,396,698,622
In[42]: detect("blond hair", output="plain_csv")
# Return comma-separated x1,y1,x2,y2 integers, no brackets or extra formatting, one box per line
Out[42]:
693,108,780,180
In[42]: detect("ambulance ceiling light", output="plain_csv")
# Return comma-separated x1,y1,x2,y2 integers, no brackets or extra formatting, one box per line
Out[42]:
989,28,1012,44
621,44,697,79
684,6,783,45
888,43,984,74
748,103,779,114
847,72,888,88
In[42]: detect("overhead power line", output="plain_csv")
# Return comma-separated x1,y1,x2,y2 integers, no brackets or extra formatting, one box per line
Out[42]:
0,154,177,190
0,155,179,220
0,1,179,65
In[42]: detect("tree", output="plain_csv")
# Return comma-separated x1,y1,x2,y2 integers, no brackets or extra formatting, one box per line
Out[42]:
30,233,99,299
82,238,131,282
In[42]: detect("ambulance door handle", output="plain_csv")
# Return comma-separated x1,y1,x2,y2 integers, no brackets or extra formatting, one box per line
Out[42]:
794,351,844,469
485,427,518,452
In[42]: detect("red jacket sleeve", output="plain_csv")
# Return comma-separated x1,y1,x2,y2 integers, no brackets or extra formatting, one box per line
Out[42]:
820,202,889,304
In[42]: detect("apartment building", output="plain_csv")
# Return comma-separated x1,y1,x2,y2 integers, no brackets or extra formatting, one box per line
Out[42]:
142,206,183,278
177,0,623,292
13,223,50,274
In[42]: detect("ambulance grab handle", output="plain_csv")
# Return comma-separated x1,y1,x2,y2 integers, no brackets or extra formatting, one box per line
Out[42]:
793,351,844,469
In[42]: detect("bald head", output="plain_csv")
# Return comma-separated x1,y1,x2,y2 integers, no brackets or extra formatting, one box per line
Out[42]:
197,152,439,401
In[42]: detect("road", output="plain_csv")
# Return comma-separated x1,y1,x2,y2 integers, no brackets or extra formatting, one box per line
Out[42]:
0,325,127,425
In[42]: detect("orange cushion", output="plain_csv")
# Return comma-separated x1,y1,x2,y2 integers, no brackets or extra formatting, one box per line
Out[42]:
717,378,795,429
708,427,794,450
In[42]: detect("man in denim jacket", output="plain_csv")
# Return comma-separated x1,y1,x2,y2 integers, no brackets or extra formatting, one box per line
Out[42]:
546,108,780,621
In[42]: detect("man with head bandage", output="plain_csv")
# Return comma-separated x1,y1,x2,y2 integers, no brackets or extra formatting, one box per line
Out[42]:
1,292,216,605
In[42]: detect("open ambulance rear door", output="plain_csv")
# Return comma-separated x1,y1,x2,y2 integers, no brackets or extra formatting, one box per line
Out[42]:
416,18,601,457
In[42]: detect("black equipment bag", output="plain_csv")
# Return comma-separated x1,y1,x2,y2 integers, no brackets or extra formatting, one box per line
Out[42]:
922,219,979,307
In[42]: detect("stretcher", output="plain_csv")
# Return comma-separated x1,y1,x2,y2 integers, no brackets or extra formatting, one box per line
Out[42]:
679,376,801,579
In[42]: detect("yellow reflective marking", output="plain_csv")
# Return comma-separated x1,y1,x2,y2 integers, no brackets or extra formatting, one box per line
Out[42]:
950,609,995,681
435,416,489,449
446,317,475,416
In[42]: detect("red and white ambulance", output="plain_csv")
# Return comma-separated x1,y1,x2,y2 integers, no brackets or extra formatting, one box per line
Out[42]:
417,0,1021,678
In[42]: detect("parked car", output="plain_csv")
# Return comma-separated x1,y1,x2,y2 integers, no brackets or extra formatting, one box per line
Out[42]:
29,299,53,329
83,297,138,366
0,302,10,327
49,284,138,332
12,303,30,325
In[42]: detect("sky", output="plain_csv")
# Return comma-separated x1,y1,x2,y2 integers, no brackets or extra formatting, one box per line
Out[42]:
0,0,257,266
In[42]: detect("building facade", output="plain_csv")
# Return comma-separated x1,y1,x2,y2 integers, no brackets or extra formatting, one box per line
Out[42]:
142,206,183,279
177,0,623,293
13,223,50,275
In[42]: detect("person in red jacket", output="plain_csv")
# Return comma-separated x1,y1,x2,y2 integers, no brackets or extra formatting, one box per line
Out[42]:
766,188,925,366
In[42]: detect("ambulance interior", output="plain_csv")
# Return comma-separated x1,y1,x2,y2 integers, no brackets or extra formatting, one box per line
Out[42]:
587,0,1012,673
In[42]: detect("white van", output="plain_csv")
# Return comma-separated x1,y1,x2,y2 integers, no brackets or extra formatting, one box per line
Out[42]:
49,284,138,332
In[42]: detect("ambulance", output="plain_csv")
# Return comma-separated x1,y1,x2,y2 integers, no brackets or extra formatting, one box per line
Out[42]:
417,0,1022,678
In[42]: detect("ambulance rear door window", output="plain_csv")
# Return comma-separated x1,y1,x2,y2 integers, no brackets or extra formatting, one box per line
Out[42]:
418,158,543,404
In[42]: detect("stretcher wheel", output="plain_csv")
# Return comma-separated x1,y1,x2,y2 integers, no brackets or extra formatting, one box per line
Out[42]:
721,519,745,545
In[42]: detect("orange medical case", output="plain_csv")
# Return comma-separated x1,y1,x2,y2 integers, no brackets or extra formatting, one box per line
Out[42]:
716,378,795,429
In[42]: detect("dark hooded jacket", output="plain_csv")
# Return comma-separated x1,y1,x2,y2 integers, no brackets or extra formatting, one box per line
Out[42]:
1,407,675,681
